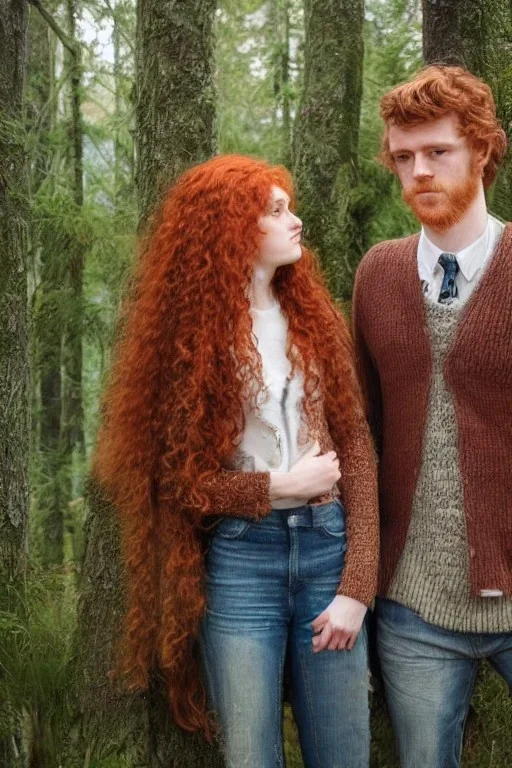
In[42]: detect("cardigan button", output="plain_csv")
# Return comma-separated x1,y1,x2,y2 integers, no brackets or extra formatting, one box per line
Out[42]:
469,547,476,558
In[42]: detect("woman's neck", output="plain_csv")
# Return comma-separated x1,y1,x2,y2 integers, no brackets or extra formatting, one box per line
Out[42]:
250,265,277,310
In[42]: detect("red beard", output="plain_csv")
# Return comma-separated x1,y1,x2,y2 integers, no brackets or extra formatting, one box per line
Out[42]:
402,165,480,231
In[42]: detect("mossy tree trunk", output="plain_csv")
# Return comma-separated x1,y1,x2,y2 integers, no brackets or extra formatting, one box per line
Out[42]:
136,0,217,225
0,0,29,764
293,0,365,300
75,2,223,765
422,0,512,221
0,0,30,586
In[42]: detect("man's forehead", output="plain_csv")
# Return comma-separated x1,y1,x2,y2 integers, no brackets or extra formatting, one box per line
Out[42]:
388,113,463,151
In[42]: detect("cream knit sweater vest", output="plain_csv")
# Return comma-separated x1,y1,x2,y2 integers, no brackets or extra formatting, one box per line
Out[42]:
388,299,512,632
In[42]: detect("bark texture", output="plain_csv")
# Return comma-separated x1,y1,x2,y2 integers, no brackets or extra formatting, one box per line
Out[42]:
75,1,223,764
293,0,365,299
0,0,30,584
422,0,512,221
0,1,29,764
136,0,217,225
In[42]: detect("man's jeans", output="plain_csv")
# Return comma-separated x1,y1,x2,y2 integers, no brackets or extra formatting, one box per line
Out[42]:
377,597,512,768
200,501,370,768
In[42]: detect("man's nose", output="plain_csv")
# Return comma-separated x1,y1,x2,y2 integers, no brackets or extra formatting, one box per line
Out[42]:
413,154,433,179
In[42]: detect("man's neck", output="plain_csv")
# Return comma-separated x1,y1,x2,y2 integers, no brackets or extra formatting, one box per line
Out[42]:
422,187,488,253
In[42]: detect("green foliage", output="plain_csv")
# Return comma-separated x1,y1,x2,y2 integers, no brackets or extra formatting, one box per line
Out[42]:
0,573,76,766
16,0,512,764
216,0,303,163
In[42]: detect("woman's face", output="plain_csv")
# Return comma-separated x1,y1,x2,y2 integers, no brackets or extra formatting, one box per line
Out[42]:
256,186,303,269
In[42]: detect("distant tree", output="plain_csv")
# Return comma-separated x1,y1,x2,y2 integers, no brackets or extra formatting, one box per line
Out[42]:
27,0,87,566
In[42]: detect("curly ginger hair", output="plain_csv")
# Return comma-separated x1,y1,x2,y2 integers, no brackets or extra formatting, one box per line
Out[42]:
93,154,363,735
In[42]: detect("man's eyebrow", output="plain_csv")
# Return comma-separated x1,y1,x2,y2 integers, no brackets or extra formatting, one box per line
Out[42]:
390,141,458,154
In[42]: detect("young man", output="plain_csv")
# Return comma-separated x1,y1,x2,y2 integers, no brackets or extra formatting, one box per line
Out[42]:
353,65,512,767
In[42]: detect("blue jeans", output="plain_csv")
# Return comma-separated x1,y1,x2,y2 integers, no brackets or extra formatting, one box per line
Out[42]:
377,598,512,768
200,501,370,768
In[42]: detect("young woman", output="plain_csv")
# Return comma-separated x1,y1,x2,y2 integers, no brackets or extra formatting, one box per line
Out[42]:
94,155,378,768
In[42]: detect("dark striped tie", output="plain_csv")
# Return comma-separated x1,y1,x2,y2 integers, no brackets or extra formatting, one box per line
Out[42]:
438,253,459,304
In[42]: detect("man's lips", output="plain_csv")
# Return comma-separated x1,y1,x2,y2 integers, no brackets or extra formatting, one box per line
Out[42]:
414,189,443,196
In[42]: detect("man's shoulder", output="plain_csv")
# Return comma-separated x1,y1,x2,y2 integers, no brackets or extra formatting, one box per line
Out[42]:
356,233,420,281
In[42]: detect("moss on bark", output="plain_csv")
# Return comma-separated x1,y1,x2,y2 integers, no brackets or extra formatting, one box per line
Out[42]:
293,0,366,300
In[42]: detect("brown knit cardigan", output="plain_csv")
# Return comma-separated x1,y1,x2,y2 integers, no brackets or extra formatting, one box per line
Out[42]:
353,223,512,598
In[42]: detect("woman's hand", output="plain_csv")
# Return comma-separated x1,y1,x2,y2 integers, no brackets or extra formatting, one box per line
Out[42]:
270,441,340,501
311,595,367,652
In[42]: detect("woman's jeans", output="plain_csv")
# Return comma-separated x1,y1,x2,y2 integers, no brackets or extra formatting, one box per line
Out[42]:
200,501,370,768
377,598,512,768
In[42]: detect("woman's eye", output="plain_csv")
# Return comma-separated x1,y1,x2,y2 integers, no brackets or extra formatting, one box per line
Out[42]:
432,149,446,157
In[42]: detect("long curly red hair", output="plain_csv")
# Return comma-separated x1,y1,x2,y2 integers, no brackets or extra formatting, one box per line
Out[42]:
93,154,362,735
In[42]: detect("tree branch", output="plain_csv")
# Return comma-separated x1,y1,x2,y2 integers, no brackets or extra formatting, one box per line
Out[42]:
28,0,78,58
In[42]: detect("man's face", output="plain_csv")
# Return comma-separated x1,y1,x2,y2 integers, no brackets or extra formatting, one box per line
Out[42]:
256,185,303,269
388,113,485,231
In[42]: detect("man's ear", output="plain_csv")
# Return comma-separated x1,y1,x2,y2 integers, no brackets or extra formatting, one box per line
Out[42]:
473,140,492,173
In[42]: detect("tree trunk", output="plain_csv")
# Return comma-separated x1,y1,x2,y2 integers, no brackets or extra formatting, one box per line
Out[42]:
272,0,292,168
75,1,223,764
61,0,85,470
422,0,512,221
0,0,30,590
293,0,365,300
136,0,217,225
0,1,29,764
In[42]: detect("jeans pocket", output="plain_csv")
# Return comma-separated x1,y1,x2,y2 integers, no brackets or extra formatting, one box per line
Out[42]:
316,500,346,540
214,516,251,540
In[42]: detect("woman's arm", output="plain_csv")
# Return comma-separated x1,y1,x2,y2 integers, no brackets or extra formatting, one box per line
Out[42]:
192,444,341,520
335,418,379,607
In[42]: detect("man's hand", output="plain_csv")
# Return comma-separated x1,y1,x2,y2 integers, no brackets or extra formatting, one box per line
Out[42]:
311,595,367,652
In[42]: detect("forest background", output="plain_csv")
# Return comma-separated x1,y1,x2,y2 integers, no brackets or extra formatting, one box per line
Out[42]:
1,0,511,766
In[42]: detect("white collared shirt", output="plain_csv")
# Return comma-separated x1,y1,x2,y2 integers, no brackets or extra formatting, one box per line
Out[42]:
234,302,307,509
417,214,505,305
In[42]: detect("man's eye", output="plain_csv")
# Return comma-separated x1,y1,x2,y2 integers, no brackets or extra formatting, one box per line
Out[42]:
395,155,410,163
432,149,446,157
